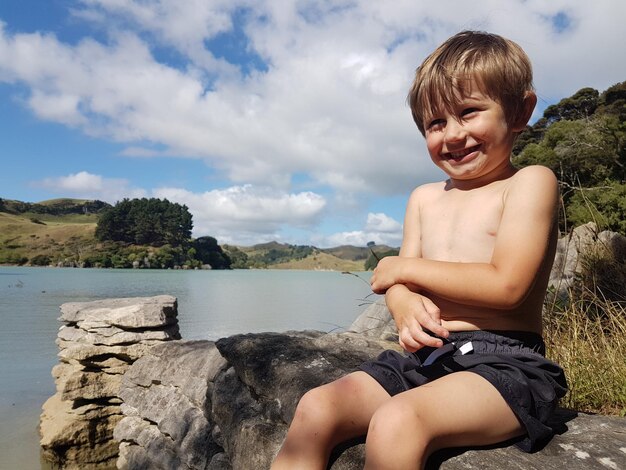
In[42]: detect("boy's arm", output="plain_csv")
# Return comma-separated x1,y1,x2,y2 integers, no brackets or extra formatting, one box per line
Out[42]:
385,186,449,350
372,166,558,309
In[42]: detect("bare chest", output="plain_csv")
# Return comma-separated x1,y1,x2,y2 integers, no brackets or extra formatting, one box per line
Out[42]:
419,187,506,262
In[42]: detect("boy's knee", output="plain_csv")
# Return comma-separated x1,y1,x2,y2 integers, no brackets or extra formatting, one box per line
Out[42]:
366,400,430,466
368,399,429,446
292,385,335,427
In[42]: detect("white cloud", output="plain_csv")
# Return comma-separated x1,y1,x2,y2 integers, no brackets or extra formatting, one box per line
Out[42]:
153,184,327,243
36,171,147,202
365,212,402,234
3,1,626,244
34,171,327,245
319,212,403,248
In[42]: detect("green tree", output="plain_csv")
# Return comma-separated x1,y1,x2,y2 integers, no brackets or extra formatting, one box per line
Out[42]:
566,182,626,233
517,118,621,186
223,245,249,269
193,236,232,269
95,198,193,247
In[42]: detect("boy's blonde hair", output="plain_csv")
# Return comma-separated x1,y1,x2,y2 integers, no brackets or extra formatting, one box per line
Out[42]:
408,31,534,135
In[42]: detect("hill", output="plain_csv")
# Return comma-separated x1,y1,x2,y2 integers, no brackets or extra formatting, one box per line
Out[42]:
225,242,398,271
0,197,111,217
0,209,98,265
1,198,395,270
255,250,365,271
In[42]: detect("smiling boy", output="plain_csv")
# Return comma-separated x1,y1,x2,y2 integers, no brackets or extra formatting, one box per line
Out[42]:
272,31,567,470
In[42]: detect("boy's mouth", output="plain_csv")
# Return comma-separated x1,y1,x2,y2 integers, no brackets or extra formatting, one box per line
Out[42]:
443,144,481,161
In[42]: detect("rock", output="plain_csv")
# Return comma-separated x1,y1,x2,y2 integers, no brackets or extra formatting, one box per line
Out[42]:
40,295,182,469
60,295,178,328
348,297,398,341
114,328,626,469
114,340,225,470
549,222,626,301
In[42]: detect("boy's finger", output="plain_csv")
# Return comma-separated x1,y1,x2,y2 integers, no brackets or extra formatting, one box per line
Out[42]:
411,327,444,348
422,297,441,318
399,329,422,352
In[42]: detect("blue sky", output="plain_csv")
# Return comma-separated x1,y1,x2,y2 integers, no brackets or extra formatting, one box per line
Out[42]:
1,1,625,247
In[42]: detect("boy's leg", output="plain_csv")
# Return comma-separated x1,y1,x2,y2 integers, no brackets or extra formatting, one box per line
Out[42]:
271,371,390,470
365,371,524,470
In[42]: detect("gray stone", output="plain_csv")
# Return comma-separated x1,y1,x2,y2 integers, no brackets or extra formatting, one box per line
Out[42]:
116,340,224,470
41,295,181,470
57,341,161,362
60,295,178,328
348,298,397,340
549,223,626,301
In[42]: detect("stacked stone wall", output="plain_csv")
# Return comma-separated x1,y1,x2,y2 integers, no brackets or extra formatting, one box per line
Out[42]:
39,295,180,469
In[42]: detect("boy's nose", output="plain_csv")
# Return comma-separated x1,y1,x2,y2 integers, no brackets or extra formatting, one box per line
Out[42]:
443,119,467,143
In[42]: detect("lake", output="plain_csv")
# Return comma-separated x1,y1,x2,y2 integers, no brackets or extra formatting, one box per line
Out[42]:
0,266,374,469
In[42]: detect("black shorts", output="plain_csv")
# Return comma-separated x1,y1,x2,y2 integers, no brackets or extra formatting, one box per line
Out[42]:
359,330,568,452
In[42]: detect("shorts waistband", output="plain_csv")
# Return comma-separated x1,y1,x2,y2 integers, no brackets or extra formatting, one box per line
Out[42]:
442,330,545,356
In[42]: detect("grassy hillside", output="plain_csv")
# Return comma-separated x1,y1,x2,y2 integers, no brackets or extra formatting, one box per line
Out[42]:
230,242,397,271
1,198,390,270
0,211,98,265
267,251,365,271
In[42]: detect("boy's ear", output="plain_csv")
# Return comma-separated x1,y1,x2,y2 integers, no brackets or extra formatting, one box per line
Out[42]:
512,91,537,132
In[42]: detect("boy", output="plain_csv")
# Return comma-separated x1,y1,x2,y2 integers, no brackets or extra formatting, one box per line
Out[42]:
272,31,567,470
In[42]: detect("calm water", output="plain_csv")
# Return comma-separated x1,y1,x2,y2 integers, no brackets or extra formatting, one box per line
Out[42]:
0,267,373,470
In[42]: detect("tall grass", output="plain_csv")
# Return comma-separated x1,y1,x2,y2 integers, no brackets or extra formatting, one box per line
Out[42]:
543,243,626,415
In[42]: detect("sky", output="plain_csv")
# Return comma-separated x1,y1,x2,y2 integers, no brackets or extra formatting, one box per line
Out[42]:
0,1,625,248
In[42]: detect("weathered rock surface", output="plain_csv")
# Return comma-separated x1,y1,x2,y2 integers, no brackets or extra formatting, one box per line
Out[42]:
115,321,626,469
549,222,626,300
40,295,181,469
115,340,226,470
115,330,394,469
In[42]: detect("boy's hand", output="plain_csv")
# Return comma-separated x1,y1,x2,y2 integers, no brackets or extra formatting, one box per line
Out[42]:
385,284,448,352
371,256,408,294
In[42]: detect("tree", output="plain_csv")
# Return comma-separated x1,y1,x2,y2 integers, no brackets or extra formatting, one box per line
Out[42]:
95,198,193,247
566,182,626,234
193,236,231,269
223,245,249,269
515,115,624,191
542,87,599,125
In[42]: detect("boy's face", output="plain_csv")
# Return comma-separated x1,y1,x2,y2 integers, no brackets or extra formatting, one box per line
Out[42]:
423,87,519,183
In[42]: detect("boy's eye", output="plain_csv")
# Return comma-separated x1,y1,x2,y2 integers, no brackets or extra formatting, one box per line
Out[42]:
461,108,479,118
427,118,445,131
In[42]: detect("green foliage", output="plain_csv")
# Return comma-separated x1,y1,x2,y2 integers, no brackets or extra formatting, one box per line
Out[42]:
514,81,626,235
364,249,400,270
192,236,232,269
566,181,626,235
95,198,193,247
0,198,110,216
222,245,249,269
543,87,599,124
516,116,624,188
245,243,315,268
0,252,28,265
30,254,52,266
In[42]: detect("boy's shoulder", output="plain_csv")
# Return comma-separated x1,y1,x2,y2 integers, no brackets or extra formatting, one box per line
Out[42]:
408,165,556,204
406,180,447,206
507,165,558,193
511,164,556,181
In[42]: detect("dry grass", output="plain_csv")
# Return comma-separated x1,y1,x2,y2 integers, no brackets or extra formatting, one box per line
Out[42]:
545,295,626,415
543,240,626,416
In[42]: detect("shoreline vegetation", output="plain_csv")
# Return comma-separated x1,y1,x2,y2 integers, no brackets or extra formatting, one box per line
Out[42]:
0,197,395,271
